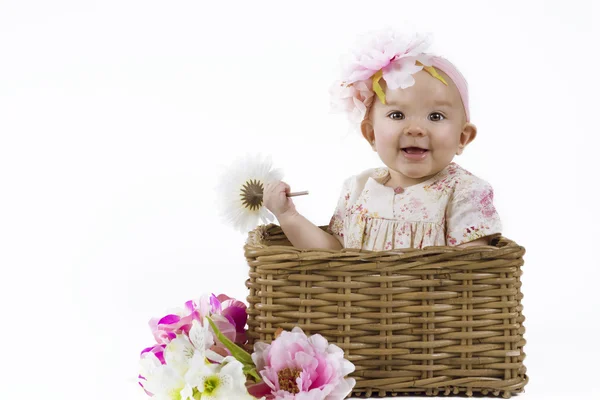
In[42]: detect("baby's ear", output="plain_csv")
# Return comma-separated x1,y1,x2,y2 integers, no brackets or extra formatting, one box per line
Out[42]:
361,119,375,145
457,122,477,155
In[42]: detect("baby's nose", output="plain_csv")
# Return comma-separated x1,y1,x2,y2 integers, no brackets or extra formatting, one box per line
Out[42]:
403,122,426,136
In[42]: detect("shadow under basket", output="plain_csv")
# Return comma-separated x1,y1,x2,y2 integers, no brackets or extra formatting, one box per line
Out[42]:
244,224,528,398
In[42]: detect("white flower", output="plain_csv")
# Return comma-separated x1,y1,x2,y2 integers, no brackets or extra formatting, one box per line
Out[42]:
140,319,213,399
184,356,255,400
139,351,192,400
189,318,215,352
140,317,260,399
215,153,284,233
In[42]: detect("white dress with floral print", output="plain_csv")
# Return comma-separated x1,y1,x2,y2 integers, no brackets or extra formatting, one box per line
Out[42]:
327,162,502,250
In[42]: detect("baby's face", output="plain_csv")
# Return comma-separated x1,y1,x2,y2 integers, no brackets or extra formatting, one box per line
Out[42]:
365,69,475,185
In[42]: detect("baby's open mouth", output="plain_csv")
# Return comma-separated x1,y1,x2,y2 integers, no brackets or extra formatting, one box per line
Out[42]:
402,147,429,154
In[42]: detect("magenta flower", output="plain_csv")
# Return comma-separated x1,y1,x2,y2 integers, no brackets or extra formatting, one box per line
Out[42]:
217,294,248,345
146,293,249,362
251,327,356,400
148,313,194,344
185,293,222,317
140,343,166,365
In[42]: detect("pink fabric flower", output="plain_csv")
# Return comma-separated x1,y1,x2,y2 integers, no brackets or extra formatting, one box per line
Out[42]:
329,80,374,124
341,30,433,88
251,327,356,400
330,30,435,125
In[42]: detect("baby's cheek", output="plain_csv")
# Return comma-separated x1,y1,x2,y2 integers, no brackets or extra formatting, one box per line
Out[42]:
432,136,459,151
376,127,403,144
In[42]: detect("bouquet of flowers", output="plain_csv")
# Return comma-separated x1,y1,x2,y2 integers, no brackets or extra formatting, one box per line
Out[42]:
139,294,356,400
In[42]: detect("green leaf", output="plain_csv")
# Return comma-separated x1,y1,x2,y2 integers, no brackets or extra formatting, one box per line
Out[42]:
207,317,255,366
243,365,262,382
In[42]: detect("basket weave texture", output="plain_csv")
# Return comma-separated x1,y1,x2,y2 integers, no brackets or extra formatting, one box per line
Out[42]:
244,224,528,398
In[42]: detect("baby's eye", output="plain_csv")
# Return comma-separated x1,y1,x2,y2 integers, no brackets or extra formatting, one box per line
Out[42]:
429,112,445,122
388,112,405,120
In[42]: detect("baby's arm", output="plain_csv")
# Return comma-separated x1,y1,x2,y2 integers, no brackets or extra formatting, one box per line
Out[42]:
278,211,343,250
264,181,343,250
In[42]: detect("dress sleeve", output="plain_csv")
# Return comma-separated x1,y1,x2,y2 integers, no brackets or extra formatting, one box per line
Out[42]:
445,180,503,246
327,177,353,238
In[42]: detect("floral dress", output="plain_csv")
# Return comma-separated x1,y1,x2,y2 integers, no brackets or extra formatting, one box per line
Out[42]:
327,162,502,250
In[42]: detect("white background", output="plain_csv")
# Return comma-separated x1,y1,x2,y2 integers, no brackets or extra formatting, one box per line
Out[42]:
1,1,599,399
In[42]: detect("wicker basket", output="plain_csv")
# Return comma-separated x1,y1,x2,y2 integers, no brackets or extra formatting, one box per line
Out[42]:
244,224,528,398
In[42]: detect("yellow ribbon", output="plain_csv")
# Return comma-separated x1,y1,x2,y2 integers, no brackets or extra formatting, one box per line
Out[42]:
420,62,448,86
371,70,386,105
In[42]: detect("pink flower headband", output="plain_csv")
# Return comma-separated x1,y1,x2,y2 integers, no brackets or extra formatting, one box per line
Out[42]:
330,30,470,124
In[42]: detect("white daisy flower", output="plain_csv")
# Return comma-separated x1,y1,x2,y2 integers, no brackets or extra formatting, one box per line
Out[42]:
215,153,284,233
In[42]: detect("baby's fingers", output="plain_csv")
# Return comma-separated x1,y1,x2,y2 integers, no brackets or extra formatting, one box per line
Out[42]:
264,181,279,195
265,181,289,194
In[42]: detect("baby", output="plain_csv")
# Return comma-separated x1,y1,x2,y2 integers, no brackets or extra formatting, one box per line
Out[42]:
264,30,502,251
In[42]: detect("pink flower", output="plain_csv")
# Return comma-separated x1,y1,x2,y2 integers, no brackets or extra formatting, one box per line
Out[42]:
148,313,195,344
209,314,237,350
331,29,435,124
251,327,356,400
146,294,249,361
140,343,166,365
217,294,249,345
147,294,219,345
342,30,433,88
329,79,373,124
184,293,222,318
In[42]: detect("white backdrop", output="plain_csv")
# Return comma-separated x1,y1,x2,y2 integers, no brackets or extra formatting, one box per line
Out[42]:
1,1,599,399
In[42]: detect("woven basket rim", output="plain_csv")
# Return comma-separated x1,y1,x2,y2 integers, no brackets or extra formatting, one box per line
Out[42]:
245,223,523,256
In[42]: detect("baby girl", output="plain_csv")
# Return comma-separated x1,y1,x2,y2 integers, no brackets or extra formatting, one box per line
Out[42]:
264,30,502,251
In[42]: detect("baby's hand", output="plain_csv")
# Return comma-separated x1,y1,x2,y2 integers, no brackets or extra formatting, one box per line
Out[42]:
264,181,297,219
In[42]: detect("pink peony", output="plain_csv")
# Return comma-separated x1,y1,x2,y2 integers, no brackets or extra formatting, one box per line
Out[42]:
251,327,356,400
